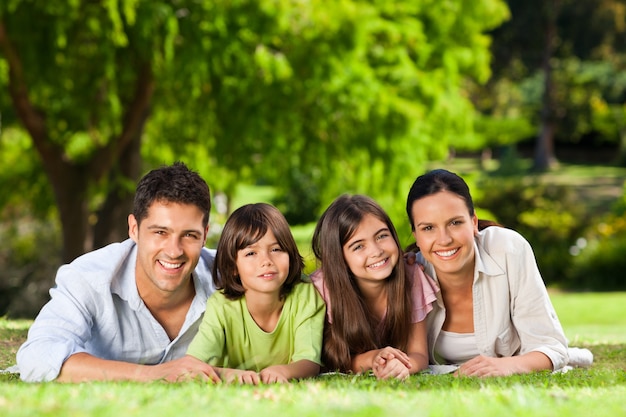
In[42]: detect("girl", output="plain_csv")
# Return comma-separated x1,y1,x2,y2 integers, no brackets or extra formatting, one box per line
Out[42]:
187,203,325,384
311,194,437,379
406,169,591,377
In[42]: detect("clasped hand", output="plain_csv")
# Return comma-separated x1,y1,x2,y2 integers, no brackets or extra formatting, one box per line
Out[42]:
371,346,412,380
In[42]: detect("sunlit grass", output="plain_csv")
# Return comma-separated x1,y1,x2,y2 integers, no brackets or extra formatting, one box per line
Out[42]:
2,291,625,416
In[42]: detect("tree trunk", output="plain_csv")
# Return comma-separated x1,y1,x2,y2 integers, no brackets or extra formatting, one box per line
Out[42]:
92,128,142,249
533,0,560,172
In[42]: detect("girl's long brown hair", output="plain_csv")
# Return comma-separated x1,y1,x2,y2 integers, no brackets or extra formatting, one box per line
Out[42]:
312,195,412,372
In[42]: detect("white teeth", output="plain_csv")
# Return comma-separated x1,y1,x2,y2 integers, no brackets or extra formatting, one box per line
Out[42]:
368,259,387,268
436,249,458,257
160,260,182,269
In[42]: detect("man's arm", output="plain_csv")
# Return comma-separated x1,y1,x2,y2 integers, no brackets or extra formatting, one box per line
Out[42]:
57,353,220,383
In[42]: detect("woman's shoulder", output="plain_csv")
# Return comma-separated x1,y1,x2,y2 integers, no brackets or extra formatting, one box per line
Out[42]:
478,225,533,253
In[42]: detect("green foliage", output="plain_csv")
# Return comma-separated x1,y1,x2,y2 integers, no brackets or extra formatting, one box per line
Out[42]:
473,0,626,159
567,183,626,290
476,174,588,285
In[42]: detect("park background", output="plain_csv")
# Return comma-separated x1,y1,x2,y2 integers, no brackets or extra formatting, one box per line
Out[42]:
1,0,626,320
1,2,626,416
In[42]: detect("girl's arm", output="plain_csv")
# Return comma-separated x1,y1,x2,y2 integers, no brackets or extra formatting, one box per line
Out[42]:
373,321,429,379
259,360,320,383
351,347,411,375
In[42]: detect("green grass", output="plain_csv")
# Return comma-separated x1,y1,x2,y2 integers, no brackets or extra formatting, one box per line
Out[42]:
1,293,625,416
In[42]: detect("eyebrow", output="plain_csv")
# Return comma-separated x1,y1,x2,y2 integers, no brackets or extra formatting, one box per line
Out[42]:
146,225,203,235
416,216,464,227
347,227,389,249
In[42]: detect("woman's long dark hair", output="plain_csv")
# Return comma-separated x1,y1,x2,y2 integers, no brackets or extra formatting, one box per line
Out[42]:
312,195,412,372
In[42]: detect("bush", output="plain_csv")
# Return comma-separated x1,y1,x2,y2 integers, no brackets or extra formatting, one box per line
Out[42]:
476,175,589,286
567,186,626,290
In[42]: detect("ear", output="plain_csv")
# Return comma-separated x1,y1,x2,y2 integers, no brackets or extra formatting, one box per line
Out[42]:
128,214,139,242
472,214,479,235
203,225,209,245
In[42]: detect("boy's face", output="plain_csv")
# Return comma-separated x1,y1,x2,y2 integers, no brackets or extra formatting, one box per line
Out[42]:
129,200,208,300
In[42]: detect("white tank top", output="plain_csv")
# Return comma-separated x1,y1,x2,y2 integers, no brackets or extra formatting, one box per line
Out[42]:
434,330,480,364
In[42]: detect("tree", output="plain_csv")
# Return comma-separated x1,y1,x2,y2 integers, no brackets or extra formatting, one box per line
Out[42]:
0,0,509,263
476,0,626,169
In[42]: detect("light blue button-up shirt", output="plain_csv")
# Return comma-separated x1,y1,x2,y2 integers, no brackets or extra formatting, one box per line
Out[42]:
16,239,216,382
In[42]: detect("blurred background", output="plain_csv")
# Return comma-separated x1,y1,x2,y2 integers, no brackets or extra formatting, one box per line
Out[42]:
1,0,625,318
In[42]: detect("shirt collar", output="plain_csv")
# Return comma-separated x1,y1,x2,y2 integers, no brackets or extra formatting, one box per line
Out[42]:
473,233,506,280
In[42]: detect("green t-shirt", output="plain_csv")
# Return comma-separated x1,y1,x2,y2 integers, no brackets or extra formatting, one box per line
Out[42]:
187,281,325,372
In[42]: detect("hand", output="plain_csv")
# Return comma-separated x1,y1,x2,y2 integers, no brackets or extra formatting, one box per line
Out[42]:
403,251,417,266
148,355,221,383
371,347,411,379
375,357,411,380
222,369,261,385
454,355,514,377
259,365,290,384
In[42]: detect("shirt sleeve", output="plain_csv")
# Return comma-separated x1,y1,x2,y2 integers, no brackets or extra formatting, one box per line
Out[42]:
16,265,97,382
186,293,226,365
486,228,569,370
407,264,439,323
291,283,326,365
309,269,332,323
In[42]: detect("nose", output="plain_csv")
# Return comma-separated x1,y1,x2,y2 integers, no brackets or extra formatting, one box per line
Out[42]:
260,250,274,266
437,228,453,245
164,236,184,259
369,241,384,258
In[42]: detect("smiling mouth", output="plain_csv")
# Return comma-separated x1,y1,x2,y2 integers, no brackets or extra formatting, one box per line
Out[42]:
368,258,389,269
159,260,183,270
435,248,459,257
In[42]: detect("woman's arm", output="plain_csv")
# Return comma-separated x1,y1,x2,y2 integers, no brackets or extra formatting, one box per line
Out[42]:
455,351,553,377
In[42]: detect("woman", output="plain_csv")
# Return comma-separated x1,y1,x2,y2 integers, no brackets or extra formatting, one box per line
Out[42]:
406,169,591,376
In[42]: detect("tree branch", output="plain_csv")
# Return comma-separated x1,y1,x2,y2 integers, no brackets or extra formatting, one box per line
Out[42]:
0,20,63,166
90,62,154,180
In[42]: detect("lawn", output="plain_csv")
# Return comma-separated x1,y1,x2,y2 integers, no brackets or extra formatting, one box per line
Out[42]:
1,292,625,417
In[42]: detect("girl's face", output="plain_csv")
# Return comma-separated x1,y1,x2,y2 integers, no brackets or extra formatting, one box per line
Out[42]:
342,214,399,285
235,229,290,297
410,191,478,280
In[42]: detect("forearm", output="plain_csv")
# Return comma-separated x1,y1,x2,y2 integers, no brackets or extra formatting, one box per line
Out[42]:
282,360,321,380
56,353,150,382
350,350,378,374
508,351,554,373
407,352,429,374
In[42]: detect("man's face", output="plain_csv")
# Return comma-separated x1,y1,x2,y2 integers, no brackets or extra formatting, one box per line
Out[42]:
128,200,208,300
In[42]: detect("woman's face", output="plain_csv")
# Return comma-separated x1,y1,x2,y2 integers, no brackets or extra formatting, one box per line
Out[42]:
410,191,478,279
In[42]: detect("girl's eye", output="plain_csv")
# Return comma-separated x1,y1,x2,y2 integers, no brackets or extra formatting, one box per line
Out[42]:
352,244,363,252
451,220,463,226
244,251,255,257
271,247,284,252
376,233,390,241
421,226,433,232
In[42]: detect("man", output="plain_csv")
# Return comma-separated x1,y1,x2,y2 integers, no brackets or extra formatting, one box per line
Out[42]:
16,162,220,382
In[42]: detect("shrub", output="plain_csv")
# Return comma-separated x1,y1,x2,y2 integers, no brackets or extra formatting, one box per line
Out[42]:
567,184,626,290
476,175,589,286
